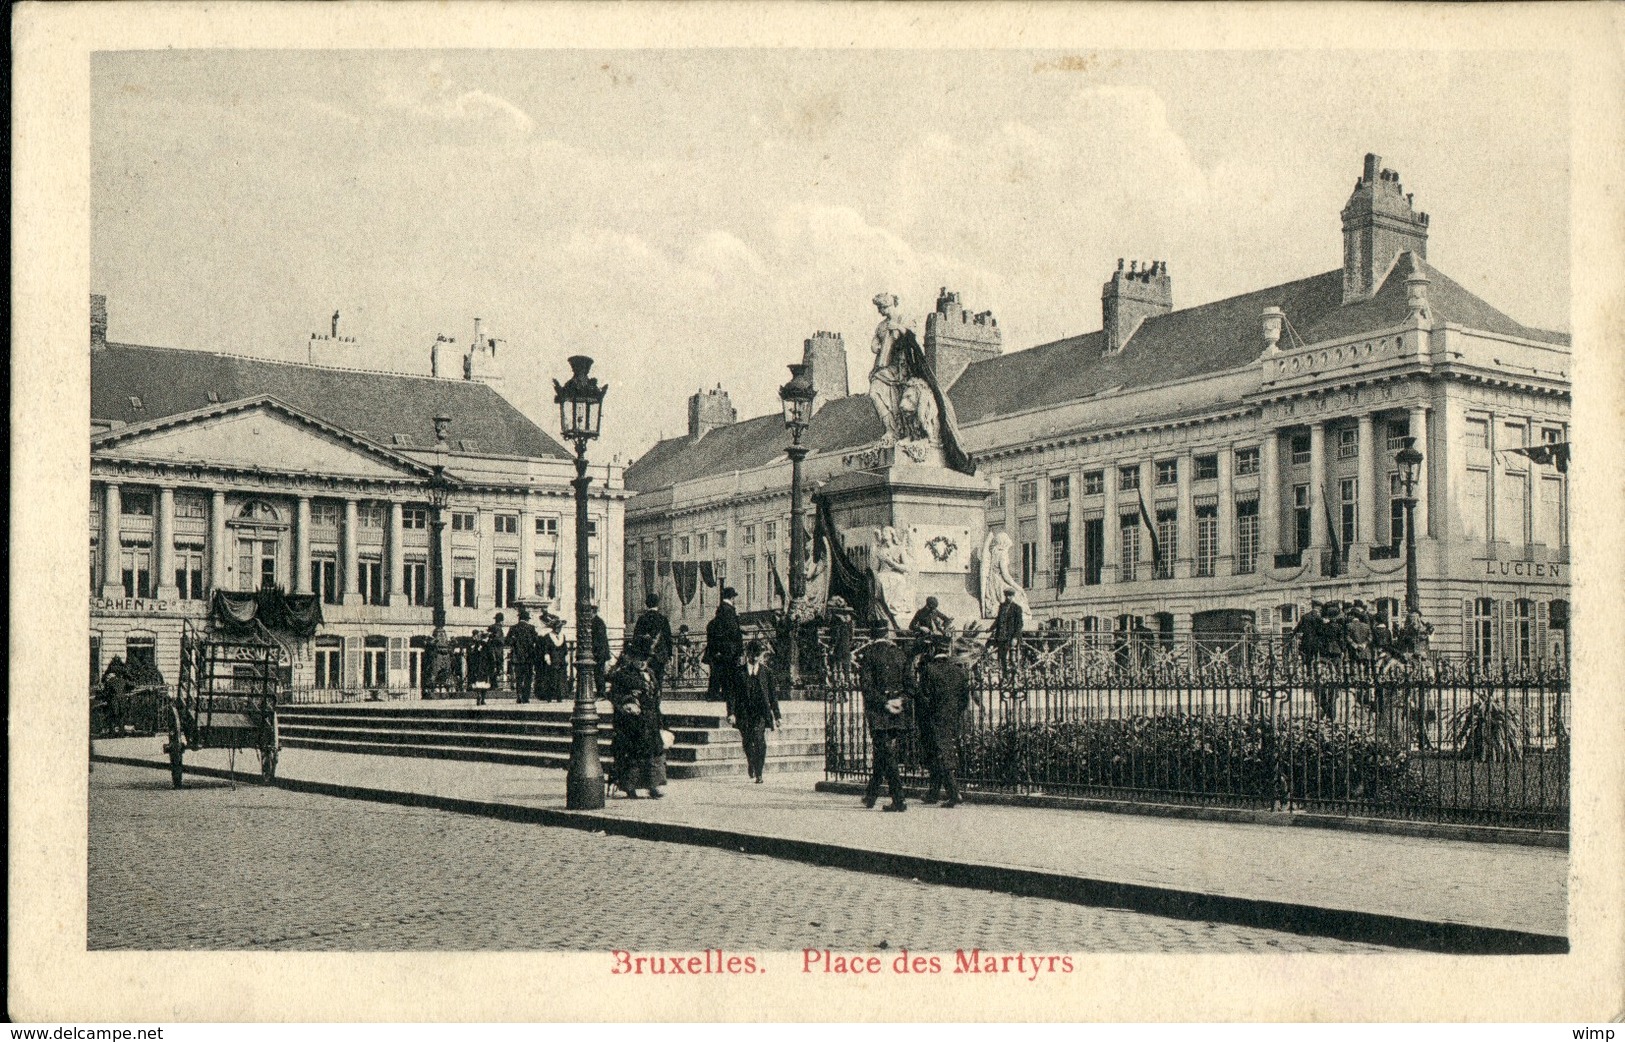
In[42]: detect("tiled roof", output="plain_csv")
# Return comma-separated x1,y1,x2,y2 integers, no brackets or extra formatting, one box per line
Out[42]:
625,255,1568,493
91,343,571,460
947,271,1346,426
625,394,883,493
1299,252,1570,347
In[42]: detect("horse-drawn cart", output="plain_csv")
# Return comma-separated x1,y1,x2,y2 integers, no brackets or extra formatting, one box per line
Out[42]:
165,621,282,788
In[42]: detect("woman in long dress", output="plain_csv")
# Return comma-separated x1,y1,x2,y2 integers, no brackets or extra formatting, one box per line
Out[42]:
608,640,665,798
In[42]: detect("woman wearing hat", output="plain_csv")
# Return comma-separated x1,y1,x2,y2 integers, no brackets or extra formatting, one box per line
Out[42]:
727,639,782,783
608,635,665,799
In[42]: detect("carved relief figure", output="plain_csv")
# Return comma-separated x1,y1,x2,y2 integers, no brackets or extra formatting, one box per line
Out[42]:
872,525,914,627
980,530,1031,619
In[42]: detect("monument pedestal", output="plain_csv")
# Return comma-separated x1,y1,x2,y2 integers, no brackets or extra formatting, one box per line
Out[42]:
818,449,994,626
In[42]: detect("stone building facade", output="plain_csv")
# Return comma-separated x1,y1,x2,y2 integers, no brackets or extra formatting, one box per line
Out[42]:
90,303,626,692
623,155,1570,666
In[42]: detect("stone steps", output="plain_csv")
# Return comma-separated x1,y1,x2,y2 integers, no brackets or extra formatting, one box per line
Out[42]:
277,702,826,780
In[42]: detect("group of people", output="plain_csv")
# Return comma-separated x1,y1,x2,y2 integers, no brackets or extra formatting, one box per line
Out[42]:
857,614,975,813
1290,599,1434,672
698,587,784,783
439,605,612,705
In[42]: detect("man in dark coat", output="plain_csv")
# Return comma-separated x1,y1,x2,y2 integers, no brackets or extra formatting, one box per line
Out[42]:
727,639,782,783
608,638,664,799
587,604,611,700
917,649,971,808
505,609,540,703
631,593,675,694
826,597,855,679
990,588,1024,676
486,612,508,693
704,587,746,707
858,627,911,812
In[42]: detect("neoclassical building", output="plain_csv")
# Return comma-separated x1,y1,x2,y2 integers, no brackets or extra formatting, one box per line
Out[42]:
624,155,1570,665
90,303,627,692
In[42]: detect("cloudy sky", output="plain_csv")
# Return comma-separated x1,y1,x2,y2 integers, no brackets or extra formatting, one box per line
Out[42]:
91,49,1569,462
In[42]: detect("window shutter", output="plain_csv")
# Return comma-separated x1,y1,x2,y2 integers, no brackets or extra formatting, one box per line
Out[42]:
1491,598,1505,667
345,639,360,688
390,637,405,671
1536,601,1549,665
1461,599,1474,661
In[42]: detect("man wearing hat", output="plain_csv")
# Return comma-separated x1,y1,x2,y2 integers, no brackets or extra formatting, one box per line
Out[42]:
825,596,854,679
704,586,746,708
631,593,675,695
505,608,540,704
728,639,782,783
586,603,612,700
608,635,665,799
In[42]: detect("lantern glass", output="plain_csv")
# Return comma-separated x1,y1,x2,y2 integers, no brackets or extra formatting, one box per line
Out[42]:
1395,437,1423,498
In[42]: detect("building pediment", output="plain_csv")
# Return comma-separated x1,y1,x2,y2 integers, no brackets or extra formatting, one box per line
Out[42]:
91,396,435,482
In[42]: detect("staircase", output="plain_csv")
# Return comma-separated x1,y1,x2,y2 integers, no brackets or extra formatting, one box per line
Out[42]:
277,699,826,779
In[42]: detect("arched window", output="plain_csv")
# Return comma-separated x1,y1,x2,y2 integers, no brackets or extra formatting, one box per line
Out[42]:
228,499,289,591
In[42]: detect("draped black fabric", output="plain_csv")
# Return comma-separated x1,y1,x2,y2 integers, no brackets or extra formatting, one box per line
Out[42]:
814,495,882,626
896,327,976,476
642,560,657,602
210,587,324,640
698,560,717,589
673,561,699,606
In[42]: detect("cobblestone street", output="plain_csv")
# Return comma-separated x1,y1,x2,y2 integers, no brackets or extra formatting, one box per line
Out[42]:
89,763,1393,952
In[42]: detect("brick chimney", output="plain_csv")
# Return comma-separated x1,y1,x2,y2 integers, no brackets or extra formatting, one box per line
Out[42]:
1341,153,1430,304
800,331,850,409
924,287,1001,388
463,317,504,386
687,385,737,439
90,294,108,351
1101,260,1172,356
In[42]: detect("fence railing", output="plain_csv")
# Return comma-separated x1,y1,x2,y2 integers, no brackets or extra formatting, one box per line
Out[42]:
821,657,1570,831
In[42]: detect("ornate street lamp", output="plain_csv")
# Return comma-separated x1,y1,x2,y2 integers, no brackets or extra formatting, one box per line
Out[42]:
423,415,458,695
1395,435,1424,617
778,363,817,686
554,356,609,810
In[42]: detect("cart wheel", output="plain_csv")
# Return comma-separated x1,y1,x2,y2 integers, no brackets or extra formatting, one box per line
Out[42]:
168,706,184,789
260,714,279,782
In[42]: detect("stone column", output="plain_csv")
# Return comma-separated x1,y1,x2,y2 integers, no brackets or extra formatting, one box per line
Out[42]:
342,498,361,605
210,490,228,592
1259,429,1280,556
1307,422,1327,549
1102,463,1119,583
1175,452,1194,579
294,496,313,594
1216,446,1235,575
1356,415,1376,552
100,482,123,599
520,498,537,600
1409,405,1430,538
155,486,179,600
389,501,405,601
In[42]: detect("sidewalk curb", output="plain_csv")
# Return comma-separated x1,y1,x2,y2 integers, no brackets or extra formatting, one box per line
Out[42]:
95,753,1568,955
812,782,1568,850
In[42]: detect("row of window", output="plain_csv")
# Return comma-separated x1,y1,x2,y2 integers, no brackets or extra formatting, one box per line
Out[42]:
450,514,588,537
1007,449,1265,509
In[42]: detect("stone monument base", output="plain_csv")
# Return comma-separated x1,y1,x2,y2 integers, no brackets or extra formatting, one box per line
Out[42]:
818,449,994,628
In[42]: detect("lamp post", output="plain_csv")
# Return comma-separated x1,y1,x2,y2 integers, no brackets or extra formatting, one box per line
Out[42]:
778,363,817,687
425,415,456,695
1395,435,1424,617
554,356,609,810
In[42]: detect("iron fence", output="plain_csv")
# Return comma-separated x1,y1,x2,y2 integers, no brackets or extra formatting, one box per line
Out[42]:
822,655,1570,831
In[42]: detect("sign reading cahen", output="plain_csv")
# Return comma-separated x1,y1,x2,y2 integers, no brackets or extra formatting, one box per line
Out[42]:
91,596,183,614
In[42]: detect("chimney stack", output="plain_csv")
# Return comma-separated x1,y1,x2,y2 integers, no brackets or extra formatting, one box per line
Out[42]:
90,294,108,351
1101,259,1172,356
687,384,737,439
1340,153,1430,304
800,331,850,409
924,287,1001,388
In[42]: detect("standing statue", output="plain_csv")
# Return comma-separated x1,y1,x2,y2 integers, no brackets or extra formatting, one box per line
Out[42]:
980,530,1031,619
869,293,913,443
872,526,915,628
865,292,978,474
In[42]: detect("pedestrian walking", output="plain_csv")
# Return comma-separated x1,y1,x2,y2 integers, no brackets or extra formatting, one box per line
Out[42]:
487,612,508,693
728,639,782,783
608,637,665,799
631,593,675,695
586,604,611,700
505,609,539,703
858,626,911,812
703,586,746,707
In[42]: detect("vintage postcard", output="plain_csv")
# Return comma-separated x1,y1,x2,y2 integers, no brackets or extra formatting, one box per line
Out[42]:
10,0,1625,1024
